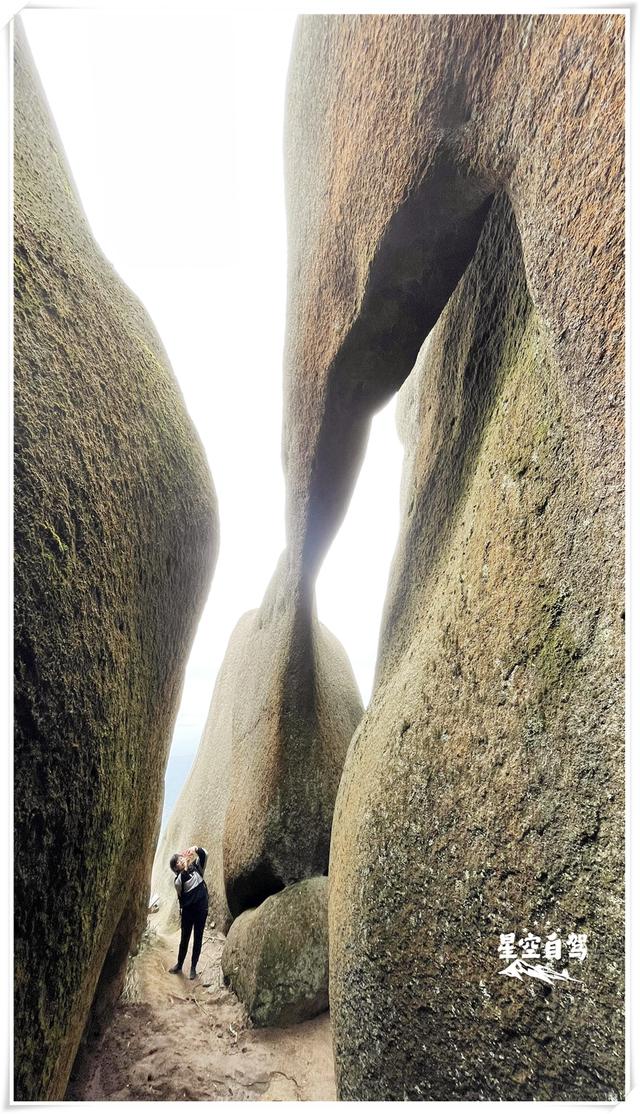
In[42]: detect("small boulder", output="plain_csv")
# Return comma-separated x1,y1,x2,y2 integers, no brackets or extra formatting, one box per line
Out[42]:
221,877,328,1027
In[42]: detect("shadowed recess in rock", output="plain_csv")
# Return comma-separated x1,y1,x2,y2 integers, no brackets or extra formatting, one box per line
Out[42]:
280,13,623,1102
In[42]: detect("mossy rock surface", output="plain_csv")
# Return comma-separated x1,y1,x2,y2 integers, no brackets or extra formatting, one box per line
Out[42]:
330,193,624,1101
276,15,624,1101
221,877,329,1027
13,22,217,1100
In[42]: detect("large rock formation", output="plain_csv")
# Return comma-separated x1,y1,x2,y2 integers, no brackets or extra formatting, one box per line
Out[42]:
152,613,256,935
277,13,623,1102
331,191,624,1100
221,877,329,1027
156,561,362,927
222,559,363,917
13,23,217,1101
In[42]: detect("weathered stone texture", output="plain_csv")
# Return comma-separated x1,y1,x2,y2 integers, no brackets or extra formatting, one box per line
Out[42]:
279,13,624,1102
221,558,363,918
157,562,361,931
331,193,624,1100
222,877,329,1027
13,23,217,1100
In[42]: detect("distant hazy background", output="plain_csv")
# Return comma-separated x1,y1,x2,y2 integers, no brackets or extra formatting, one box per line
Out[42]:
21,7,404,832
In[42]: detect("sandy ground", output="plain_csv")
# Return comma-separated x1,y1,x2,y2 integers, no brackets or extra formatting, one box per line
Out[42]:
67,920,336,1101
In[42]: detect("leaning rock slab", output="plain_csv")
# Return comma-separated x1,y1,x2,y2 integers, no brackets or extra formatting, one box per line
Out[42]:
222,557,363,917
221,877,329,1027
13,23,217,1101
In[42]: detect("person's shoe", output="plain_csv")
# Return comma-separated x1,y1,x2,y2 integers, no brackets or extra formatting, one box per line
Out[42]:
169,964,183,974
189,966,198,980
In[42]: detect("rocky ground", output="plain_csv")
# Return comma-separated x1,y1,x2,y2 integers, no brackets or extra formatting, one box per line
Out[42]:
67,920,335,1101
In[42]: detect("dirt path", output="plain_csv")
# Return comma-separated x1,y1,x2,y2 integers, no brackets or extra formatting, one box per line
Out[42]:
67,921,336,1101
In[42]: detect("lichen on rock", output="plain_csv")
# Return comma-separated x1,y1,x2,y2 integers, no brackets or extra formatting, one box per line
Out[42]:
221,877,329,1027
278,12,623,1102
13,21,217,1101
330,189,624,1101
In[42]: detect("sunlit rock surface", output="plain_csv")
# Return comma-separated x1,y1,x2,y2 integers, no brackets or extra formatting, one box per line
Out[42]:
280,13,623,1102
13,22,217,1100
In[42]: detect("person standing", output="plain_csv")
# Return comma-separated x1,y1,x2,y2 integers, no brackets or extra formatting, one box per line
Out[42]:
168,845,209,979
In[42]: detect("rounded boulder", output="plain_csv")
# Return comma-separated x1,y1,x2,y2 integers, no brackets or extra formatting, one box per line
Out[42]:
221,877,329,1027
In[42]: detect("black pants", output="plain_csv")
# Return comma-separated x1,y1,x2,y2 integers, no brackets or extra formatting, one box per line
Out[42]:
177,893,208,969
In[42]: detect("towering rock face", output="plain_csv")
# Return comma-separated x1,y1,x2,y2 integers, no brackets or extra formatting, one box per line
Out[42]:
13,23,217,1101
331,193,624,1100
278,13,623,1102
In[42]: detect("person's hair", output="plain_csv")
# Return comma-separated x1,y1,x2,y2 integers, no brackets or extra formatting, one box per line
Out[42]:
169,853,181,874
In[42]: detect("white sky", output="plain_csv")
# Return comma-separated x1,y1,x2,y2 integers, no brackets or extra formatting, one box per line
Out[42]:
19,8,404,790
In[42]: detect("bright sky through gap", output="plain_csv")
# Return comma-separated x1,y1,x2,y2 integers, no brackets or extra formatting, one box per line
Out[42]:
20,8,405,830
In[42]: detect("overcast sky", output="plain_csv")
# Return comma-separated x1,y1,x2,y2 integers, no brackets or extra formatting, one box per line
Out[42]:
20,8,404,819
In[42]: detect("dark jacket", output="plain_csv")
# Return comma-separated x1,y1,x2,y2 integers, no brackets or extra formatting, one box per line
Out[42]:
174,846,208,910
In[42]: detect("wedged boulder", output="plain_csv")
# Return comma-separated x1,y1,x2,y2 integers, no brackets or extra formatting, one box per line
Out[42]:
222,556,363,917
221,877,329,1027
152,613,257,935
277,13,623,1103
13,23,217,1101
